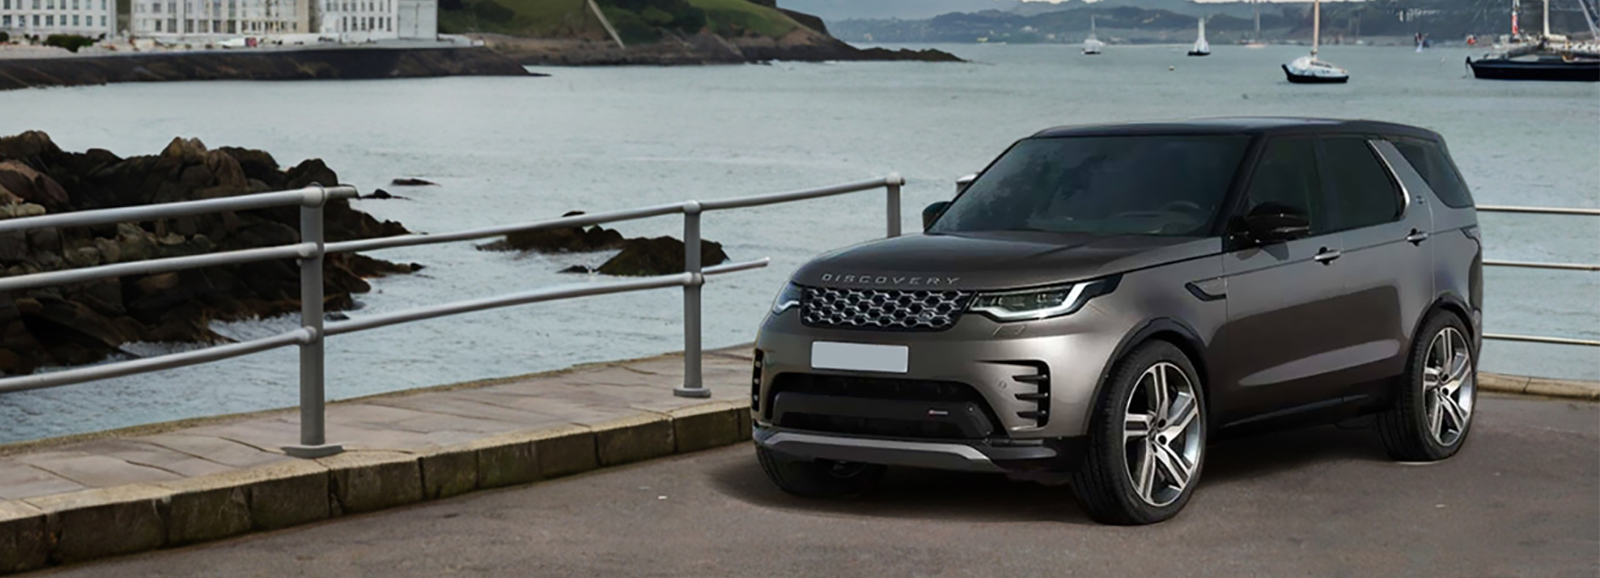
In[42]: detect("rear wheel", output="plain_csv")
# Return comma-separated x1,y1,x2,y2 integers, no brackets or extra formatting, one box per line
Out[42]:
1378,313,1477,461
755,446,886,498
1070,341,1206,525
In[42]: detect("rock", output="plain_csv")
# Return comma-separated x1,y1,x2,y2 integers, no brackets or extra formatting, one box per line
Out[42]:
390,178,436,186
596,236,729,277
0,160,70,209
478,210,626,254
364,189,397,200
63,246,101,268
0,132,419,374
558,265,597,274
285,158,338,190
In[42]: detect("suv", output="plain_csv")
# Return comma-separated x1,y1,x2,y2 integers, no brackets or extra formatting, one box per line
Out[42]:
752,118,1483,525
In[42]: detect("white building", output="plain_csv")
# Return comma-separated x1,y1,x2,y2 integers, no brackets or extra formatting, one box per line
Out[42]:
316,0,431,41
317,0,394,42
1,0,115,39
129,0,310,39
394,0,432,39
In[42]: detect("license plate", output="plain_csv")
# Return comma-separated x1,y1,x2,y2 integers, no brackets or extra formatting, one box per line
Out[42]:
810,342,909,373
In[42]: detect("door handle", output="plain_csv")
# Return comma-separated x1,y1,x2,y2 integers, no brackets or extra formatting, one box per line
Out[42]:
1313,248,1342,264
1405,229,1430,245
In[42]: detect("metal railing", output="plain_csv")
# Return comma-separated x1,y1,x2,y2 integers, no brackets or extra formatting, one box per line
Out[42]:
1476,205,1600,348
0,175,906,457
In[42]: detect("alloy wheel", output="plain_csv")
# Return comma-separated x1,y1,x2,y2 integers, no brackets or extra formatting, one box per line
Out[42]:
1122,362,1202,507
1424,327,1475,447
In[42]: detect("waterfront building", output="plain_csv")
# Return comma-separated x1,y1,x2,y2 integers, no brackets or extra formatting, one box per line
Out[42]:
128,0,310,39
0,0,116,39
316,0,432,41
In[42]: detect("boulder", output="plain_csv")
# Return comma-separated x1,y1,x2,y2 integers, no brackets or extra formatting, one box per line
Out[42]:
390,177,436,186
478,211,626,253
596,236,729,277
0,131,419,374
0,160,71,209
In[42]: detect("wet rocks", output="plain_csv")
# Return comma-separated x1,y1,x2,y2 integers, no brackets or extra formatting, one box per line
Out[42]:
596,237,729,277
482,210,729,276
0,131,420,375
390,178,437,186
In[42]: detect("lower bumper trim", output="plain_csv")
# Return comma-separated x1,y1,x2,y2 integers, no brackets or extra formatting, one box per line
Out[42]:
754,426,1078,473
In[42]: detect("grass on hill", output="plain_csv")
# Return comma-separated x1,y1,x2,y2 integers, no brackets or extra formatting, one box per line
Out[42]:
438,0,805,42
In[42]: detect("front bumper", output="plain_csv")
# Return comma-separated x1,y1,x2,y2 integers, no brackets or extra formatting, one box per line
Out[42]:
754,424,1084,473
753,304,1131,440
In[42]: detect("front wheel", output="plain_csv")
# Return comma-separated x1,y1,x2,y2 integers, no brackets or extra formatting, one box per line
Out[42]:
1378,313,1477,461
755,446,886,498
1070,341,1206,525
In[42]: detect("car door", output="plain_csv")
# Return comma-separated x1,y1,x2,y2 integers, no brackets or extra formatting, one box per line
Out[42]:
1212,136,1350,424
1317,136,1434,397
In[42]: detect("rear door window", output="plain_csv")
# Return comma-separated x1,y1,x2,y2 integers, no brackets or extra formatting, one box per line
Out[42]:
1390,137,1475,208
1242,137,1328,234
1321,137,1402,231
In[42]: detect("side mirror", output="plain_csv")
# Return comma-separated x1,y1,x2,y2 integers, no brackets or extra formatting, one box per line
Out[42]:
923,201,951,231
955,173,977,194
1241,203,1311,244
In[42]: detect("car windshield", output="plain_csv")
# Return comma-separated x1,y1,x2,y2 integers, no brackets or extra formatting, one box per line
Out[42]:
929,135,1251,237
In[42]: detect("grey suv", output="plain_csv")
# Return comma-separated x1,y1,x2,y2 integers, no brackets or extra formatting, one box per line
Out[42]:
752,118,1483,525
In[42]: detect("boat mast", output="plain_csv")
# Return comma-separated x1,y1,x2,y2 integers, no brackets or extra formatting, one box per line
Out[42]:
1312,0,1321,56
1253,0,1261,41
1512,0,1520,36
1542,0,1549,37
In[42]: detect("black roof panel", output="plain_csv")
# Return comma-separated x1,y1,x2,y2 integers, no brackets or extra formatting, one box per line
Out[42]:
1030,117,1441,140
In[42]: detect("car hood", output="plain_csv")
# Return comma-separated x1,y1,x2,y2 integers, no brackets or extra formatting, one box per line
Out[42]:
791,231,1220,291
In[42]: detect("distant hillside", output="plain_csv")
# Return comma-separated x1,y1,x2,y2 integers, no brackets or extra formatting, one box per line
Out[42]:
777,0,1022,21
829,0,1599,44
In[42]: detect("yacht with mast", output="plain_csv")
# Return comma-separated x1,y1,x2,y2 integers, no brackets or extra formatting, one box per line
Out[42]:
1468,0,1600,81
1282,0,1349,83
1189,17,1211,56
1083,15,1105,55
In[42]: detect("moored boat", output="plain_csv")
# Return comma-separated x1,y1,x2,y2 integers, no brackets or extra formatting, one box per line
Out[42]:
1283,0,1349,83
1189,17,1211,56
1083,16,1105,55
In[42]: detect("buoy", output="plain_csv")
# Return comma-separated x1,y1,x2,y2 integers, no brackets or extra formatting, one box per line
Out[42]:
1168,66,1176,71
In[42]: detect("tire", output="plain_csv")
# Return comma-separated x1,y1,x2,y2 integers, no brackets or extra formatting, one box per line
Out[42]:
1378,313,1478,462
755,445,886,498
1070,341,1206,525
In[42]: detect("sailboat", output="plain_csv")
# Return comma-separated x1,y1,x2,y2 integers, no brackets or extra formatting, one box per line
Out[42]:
1083,16,1105,55
1467,0,1600,81
1188,17,1211,56
1282,0,1349,83
1241,0,1266,47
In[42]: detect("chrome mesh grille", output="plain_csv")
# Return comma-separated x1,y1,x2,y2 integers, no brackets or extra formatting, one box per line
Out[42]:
801,286,973,332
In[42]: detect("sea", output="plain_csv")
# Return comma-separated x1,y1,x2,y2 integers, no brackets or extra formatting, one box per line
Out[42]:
1,43,1596,443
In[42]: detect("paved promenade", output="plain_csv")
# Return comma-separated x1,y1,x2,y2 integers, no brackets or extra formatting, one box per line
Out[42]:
39,396,1600,578
0,346,756,573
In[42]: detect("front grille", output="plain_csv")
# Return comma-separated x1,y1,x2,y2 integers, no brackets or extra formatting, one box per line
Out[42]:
766,374,1005,440
800,286,973,331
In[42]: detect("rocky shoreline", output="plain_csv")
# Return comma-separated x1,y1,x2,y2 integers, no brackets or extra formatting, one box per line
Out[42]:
474,31,963,66
0,46,535,91
0,132,416,375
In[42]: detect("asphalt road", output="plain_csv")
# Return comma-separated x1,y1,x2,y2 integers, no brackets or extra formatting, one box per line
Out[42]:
40,396,1598,578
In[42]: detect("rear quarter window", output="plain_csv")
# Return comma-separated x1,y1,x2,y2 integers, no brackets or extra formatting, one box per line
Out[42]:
1390,137,1475,208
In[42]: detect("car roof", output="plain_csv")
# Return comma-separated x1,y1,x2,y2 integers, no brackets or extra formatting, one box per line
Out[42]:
1030,117,1443,141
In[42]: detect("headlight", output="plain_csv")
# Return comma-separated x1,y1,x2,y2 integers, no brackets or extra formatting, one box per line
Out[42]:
969,278,1118,322
770,282,802,314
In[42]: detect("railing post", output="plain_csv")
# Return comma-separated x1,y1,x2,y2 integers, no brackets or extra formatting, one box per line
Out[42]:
674,202,710,398
886,173,903,238
284,184,343,458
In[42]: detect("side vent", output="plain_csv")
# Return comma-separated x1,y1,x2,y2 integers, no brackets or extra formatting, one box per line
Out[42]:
751,350,764,412
1009,362,1051,427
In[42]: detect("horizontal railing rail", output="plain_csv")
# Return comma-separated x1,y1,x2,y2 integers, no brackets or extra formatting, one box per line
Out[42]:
0,175,907,457
1476,204,1598,348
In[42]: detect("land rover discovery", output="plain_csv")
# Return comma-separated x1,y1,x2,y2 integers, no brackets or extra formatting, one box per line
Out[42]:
751,118,1483,525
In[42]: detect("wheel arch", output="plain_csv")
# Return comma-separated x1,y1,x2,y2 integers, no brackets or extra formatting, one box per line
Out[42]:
1090,318,1213,425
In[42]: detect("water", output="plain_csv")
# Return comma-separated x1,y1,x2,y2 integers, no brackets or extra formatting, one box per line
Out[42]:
2,44,1596,443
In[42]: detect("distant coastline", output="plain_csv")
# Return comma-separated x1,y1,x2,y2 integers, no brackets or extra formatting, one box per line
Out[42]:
0,45,535,91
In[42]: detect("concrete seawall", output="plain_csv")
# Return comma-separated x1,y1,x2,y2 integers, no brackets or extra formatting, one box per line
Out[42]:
0,345,1592,574
0,46,536,91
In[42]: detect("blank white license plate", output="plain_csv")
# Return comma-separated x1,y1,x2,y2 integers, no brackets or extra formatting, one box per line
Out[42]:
810,342,909,374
